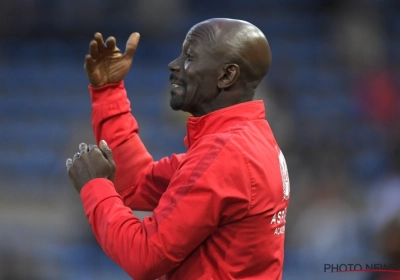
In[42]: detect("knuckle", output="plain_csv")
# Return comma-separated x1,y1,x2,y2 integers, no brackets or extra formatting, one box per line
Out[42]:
88,144,98,152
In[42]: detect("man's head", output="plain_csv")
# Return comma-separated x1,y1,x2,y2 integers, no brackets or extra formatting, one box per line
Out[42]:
168,18,272,116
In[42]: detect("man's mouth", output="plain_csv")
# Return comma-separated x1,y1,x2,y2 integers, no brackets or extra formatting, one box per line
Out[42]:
170,74,184,89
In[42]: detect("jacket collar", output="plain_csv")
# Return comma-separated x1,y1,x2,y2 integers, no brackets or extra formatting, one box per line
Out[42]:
184,100,266,148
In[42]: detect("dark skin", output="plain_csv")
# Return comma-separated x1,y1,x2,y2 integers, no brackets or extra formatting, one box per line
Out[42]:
67,18,272,192
66,141,115,193
168,18,271,116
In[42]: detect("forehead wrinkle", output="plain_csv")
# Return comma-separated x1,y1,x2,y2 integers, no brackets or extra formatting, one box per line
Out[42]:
187,23,219,49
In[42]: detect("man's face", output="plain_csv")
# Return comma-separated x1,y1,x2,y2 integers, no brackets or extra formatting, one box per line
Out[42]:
168,26,223,116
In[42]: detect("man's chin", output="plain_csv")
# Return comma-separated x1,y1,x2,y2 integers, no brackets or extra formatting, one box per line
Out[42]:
169,93,185,111
170,103,181,111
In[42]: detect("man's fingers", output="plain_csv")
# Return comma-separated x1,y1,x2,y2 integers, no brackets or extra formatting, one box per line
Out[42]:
79,142,88,154
105,37,122,58
94,32,105,52
89,40,99,59
99,140,116,181
73,152,81,163
66,158,73,169
84,55,96,71
124,32,140,59
99,140,115,166
105,36,116,50
88,144,98,152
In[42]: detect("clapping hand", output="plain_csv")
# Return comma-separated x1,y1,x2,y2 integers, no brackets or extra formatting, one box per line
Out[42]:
66,140,116,193
85,32,140,87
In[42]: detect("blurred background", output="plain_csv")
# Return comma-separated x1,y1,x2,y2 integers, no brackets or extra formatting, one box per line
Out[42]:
0,0,399,279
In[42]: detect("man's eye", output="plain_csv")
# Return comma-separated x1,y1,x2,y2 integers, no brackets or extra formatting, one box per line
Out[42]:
186,53,193,60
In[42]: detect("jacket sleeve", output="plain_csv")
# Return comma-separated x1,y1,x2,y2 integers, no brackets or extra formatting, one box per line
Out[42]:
80,136,251,280
90,82,184,211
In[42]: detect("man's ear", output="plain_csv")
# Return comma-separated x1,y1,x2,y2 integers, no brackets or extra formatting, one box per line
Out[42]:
218,64,240,89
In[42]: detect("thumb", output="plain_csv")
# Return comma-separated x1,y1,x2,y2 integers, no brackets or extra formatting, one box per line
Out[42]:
99,140,115,167
124,32,140,59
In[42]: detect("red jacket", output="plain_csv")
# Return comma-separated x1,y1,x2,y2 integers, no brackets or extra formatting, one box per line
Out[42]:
80,82,290,279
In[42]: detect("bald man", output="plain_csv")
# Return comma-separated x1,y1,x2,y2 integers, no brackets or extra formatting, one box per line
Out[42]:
67,18,290,280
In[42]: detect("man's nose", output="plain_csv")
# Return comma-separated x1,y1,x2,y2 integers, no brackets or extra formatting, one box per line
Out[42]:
168,58,181,71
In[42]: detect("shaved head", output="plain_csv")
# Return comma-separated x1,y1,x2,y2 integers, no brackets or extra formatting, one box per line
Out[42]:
189,18,272,88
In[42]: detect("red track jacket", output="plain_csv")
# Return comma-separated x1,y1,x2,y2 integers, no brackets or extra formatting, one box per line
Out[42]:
80,82,290,279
